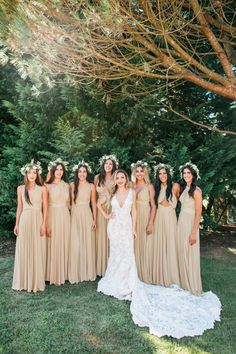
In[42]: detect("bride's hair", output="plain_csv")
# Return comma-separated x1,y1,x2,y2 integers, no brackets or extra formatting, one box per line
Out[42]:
111,169,130,195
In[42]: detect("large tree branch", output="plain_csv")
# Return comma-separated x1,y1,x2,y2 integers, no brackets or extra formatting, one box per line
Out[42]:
166,105,236,136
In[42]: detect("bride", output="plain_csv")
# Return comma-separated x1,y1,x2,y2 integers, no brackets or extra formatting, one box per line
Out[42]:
97,169,137,300
97,169,221,339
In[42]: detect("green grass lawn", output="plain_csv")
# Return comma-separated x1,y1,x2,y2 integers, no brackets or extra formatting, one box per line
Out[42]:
0,242,235,354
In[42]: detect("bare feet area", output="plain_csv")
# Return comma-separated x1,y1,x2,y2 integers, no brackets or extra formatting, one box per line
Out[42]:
0,226,235,259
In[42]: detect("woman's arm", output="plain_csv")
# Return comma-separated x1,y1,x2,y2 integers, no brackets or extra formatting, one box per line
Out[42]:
172,182,180,199
189,188,202,246
97,195,111,219
45,185,51,237
69,182,74,209
146,184,156,235
90,184,97,230
40,186,48,237
14,186,23,236
131,190,137,239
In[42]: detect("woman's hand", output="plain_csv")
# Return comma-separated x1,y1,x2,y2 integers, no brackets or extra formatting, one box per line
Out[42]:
46,226,52,238
189,233,197,246
92,220,96,231
13,225,19,236
106,212,116,220
40,223,46,237
146,223,153,236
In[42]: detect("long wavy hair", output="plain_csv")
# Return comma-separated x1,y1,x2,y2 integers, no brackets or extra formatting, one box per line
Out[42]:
24,169,43,205
73,164,90,203
111,169,130,195
180,163,198,198
47,163,66,184
131,164,150,186
154,167,173,206
98,158,117,186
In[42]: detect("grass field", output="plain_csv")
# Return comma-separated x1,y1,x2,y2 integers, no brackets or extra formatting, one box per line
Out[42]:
0,235,235,354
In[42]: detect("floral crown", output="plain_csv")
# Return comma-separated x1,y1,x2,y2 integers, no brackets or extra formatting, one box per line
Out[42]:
72,160,92,174
47,158,69,171
131,160,149,170
20,159,42,175
179,161,200,179
99,154,119,168
154,163,173,177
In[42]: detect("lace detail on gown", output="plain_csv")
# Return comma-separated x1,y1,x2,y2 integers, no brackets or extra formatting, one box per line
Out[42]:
130,281,221,338
97,189,137,300
97,189,221,338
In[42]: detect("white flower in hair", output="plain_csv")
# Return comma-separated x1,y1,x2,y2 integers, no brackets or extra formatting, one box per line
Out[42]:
72,160,92,174
20,159,42,175
99,154,119,168
131,160,149,170
154,163,173,177
47,158,69,171
179,161,200,179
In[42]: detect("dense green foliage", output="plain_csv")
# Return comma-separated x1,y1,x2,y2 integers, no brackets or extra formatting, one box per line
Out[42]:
1,240,236,353
0,63,235,236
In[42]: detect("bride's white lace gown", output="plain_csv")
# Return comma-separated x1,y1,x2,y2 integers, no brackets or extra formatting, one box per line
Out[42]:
97,189,137,300
97,189,221,338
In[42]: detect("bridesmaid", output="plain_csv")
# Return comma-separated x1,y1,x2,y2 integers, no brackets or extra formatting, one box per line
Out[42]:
177,162,202,295
69,161,96,283
94,154,118,276
131,161,156,283
152,163,180,286
12,160,47,292
46,158,70,286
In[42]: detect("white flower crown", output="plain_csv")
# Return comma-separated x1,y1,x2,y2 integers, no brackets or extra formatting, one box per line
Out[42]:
179,161,201,179
154,163,173,177
99,154,119,168
131,160,149,170
179,161,200,179
72,160,92,174
20,159,42,175
47,158,69,171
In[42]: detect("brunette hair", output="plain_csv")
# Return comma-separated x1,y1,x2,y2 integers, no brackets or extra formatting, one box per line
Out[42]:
180,163,198,198
98,159,117,186
47,163,66,184
24,169,43,205
154,167,173,206
73,164,90,203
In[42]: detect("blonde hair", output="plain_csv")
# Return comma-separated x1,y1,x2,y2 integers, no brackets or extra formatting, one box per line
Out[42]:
131,164,150,186
111,169,130,195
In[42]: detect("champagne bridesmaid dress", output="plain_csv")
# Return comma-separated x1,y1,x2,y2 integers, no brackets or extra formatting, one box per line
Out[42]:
46,180,70,285
177,186,202,295
95,183,111,276
69,182,96,283
12,185,46,292
135,185,153,283
152,184,180,286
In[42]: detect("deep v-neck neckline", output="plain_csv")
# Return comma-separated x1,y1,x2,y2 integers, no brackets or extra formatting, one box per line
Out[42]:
115,189,130,208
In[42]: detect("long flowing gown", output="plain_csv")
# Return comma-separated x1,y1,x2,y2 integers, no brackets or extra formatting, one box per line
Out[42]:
177,186,202,295
46,180,70,285
97,189,221,338
152,185,180,286
12,185,46,292
97,189,137,299
69,182,96,283
135,185,153,283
